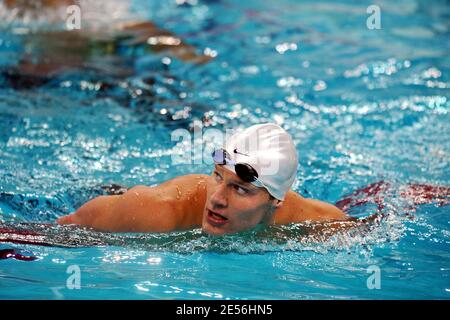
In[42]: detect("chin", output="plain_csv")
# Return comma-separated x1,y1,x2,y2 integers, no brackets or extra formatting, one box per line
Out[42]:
201,222,227,236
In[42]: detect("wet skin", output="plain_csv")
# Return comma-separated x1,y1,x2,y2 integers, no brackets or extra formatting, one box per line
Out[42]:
57,165,349,235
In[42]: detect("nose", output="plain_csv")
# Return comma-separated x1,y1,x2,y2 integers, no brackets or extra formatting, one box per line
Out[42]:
210,183,228,209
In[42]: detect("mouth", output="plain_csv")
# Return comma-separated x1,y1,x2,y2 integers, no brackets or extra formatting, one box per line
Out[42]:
206,209,228,227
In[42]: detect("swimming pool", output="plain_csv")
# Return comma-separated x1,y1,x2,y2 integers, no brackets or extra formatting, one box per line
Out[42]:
0,0,449,299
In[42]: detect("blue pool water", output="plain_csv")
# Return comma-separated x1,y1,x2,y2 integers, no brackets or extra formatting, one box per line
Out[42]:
0,0,449,299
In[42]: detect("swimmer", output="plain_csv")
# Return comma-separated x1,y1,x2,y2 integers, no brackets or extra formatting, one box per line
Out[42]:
57,123,349,235
3,0,212,80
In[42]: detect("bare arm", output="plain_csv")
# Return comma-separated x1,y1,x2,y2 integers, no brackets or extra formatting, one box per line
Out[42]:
56,194,121,232
57,174,208,233
57,185,179,232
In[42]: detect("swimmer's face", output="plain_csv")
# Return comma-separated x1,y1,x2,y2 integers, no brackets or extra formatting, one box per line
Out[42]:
202,165,279,236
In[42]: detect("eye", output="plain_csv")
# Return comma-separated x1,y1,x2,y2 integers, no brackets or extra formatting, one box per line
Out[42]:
213,171,222,182
234,185,249,195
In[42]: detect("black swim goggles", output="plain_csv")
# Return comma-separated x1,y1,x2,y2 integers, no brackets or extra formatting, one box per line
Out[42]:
211,148,264,187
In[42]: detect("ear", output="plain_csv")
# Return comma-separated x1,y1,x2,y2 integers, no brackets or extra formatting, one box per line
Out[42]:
272,199,283,209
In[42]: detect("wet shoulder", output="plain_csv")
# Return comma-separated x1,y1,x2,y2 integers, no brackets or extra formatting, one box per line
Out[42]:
154,174,209,201
274,191,307,224
156,174,208,228
277,191,347,223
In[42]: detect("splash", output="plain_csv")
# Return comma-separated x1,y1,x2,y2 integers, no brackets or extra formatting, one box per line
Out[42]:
0,206,405,255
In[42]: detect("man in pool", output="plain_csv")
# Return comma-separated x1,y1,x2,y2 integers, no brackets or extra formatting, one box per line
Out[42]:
57,123,349,235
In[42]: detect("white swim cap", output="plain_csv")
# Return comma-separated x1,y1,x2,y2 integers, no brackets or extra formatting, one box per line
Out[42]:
222,123,298,200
